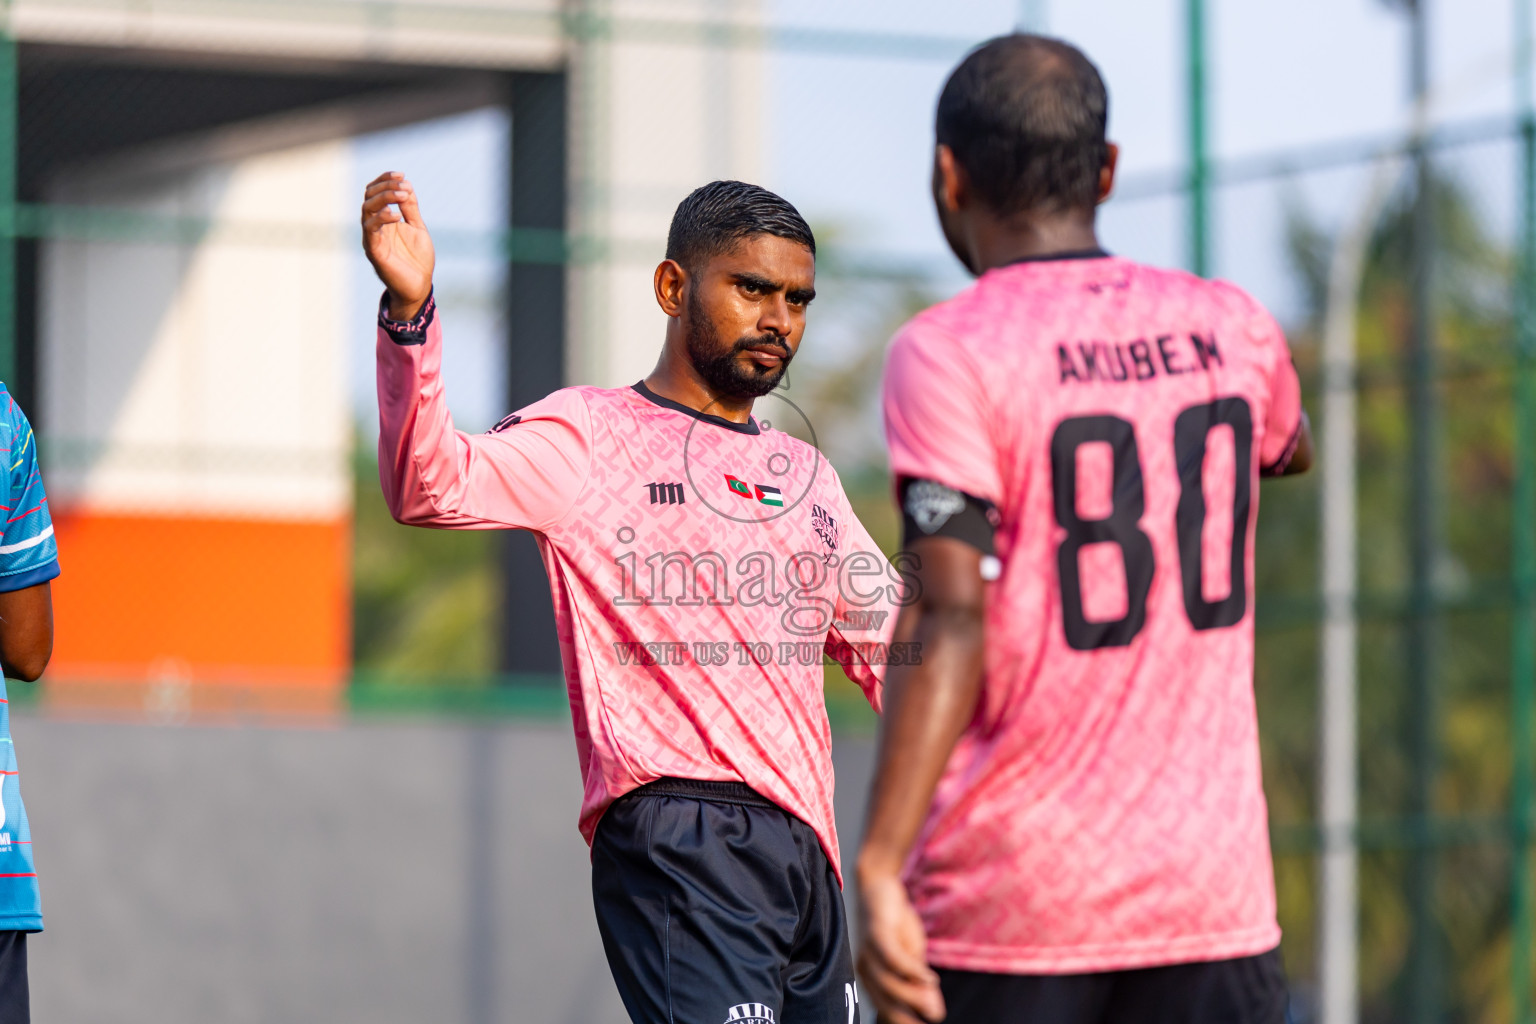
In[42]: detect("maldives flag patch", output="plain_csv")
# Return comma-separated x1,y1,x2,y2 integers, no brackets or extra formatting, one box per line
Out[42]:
724,474,784,507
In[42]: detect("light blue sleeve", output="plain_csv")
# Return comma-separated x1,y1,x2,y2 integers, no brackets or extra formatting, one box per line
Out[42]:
0,390,58,592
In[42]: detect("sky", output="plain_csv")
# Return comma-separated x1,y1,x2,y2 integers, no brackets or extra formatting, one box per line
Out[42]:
767,0,1517,288
348,0,1529,433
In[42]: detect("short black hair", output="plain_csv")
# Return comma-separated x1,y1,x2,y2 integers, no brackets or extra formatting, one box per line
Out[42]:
936,34,1109,215
666,180,816,273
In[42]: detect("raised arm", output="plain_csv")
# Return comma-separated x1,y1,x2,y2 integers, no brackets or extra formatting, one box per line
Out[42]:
363,173,592,532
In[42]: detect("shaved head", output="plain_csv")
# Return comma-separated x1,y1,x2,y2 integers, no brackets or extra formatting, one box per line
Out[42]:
936,34,1109,216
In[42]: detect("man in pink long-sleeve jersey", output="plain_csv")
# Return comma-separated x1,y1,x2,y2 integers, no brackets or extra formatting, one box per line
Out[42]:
363,175,901,1024
855,36,1314,1024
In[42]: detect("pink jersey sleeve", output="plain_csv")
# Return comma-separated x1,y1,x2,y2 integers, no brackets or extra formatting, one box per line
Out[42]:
376,302,592,531
883,320,1002,504
823,493,896,713
1252,305,1304,472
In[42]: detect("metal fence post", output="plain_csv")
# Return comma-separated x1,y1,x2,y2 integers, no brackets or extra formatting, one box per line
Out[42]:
1318,160,1396,1024
1512,3,1536,1023
1186,0,1209,278
1404,1,1442,1020
0,7,17,390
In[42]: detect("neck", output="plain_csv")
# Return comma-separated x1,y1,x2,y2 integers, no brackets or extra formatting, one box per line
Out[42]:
963,208,1102,275
644,331,755,424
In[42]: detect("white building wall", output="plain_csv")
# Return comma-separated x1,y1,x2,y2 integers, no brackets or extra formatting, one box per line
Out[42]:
42,136,352,521
9,0,564,71
568,0,765,389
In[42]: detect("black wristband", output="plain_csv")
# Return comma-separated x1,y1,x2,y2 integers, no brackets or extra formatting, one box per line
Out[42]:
899,477,999,555
378,288,436,346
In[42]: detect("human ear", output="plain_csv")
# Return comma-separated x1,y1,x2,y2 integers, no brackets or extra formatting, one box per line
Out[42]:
654,259,688,317
935,145,968,213
1097,143,1120,205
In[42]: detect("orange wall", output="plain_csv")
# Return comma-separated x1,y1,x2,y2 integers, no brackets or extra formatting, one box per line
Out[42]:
47,512,350,687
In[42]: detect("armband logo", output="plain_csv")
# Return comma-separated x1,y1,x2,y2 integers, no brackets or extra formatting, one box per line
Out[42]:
905,480,966,534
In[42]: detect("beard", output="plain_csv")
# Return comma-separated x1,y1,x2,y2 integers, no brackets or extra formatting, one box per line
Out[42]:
684,291,793,400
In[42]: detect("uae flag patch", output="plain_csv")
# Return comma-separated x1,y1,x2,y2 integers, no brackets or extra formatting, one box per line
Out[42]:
754,484,784,507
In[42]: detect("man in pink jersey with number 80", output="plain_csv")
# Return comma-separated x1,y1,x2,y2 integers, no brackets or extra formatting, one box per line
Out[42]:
855,34,1313,1024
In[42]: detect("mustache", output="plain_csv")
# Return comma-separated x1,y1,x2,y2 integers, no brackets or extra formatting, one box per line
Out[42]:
732,335,792,359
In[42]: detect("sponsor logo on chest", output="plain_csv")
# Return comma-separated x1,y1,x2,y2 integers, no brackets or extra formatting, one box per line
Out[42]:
647,481,685,505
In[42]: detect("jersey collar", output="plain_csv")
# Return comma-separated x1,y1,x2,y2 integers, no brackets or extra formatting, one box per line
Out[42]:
631,381,762,436
1004,247,1112,266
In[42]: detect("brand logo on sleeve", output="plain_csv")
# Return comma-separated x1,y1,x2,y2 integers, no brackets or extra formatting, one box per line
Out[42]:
487,413,522,433
723,1004,776,1024
811,503,839,552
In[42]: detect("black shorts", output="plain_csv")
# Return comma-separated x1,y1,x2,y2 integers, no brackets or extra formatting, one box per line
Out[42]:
936,948,1287,1024
592,778,860,1024
0,932,27,1024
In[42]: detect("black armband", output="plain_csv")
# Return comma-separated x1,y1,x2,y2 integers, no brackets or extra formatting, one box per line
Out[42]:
899,478,998,555
378,288,436,346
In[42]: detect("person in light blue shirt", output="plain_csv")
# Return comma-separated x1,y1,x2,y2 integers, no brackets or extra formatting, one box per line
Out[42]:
0,386,60,1024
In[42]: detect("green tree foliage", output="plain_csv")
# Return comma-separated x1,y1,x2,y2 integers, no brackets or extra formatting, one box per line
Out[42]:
351,444,497,678
1274,171,1521,1023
